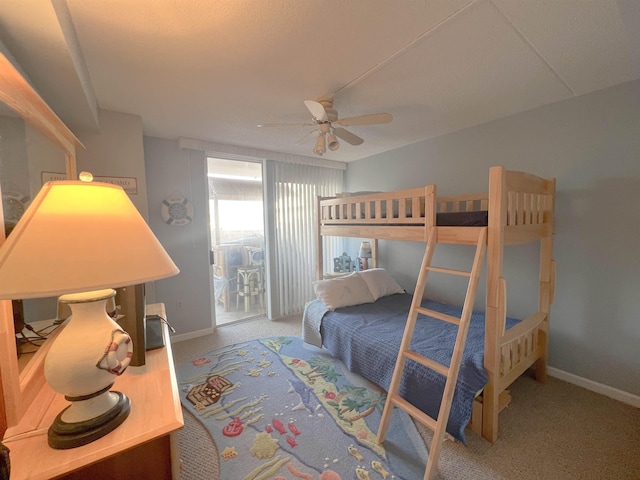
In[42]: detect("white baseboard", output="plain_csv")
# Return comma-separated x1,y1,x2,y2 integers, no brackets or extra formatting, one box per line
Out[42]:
170,327,215,344
548,367,640,408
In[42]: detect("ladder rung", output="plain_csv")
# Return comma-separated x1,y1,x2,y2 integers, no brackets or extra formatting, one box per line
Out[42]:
403,349,449,377
416,307,461,326
390,394,437,431
425,265,471,277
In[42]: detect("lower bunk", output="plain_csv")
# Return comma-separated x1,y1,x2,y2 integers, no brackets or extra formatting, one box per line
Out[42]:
303,293,521,444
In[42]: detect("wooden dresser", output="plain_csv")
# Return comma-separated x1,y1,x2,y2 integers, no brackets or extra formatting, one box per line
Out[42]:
2,304,183,480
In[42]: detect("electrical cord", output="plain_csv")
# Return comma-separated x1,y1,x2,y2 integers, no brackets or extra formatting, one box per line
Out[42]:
146,314,176,333
22,323,48,340
16,321,61,356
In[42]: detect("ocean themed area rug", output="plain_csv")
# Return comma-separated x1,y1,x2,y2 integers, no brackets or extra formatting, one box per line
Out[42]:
177,336,429,480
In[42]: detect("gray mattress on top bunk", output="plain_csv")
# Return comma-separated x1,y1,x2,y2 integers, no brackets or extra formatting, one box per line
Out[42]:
302,293,520,443
330,209,489,225
436,210,488,226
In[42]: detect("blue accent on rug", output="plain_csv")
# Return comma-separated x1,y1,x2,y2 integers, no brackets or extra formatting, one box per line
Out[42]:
177,336,429,480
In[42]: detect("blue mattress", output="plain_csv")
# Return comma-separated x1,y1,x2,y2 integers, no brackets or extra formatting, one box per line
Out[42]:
317,293,520,443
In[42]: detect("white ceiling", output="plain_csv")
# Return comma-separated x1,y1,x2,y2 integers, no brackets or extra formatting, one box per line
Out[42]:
1,0,639,163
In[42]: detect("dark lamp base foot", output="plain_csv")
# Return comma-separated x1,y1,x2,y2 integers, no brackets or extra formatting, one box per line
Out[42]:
48,391,130,449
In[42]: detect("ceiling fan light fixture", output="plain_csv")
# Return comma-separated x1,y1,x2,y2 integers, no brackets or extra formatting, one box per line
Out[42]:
259,98,392,154
313,134,326,156
327,133,340,151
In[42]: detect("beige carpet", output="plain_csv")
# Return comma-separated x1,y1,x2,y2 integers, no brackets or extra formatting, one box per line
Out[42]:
171,315,640,480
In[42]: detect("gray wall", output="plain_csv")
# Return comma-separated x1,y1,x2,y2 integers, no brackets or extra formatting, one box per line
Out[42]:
345,79,640,396
76,109,149,219
50,111,214,336
20,108,150,322
143,137,214,338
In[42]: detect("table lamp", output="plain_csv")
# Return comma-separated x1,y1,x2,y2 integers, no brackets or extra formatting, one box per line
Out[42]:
0,176,179,449
359,241,372,270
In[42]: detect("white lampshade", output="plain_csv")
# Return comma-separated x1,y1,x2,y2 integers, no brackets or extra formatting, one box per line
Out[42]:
0,178,179,449
359,241,372,258
358,241,372,270
0,180,179,299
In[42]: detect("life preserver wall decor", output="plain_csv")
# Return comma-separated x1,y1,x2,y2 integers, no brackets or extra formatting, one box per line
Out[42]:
2,191,30,225
161,195,194,226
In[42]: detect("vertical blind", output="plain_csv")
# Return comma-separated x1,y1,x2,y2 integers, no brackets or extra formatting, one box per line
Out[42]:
269,161,343,316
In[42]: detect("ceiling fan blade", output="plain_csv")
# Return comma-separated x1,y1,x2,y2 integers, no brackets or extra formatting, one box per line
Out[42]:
333,127,364,146
304,100,329,122
257,122,315,127
334,112,393,127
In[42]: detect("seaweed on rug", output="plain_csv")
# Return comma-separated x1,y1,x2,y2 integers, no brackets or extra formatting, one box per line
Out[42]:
177,336,428,480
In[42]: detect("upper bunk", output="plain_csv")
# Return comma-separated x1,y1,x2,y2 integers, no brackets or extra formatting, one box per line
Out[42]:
318,165,555,247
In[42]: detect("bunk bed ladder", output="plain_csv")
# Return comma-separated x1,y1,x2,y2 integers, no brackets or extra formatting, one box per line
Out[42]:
376,225,487,480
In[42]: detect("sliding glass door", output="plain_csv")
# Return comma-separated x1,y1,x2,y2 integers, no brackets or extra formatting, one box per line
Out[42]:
208,157,265,326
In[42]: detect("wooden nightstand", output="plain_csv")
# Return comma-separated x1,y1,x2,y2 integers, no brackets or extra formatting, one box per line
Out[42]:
2,304,183,480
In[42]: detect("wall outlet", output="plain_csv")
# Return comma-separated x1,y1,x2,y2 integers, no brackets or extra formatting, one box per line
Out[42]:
176,300,183,310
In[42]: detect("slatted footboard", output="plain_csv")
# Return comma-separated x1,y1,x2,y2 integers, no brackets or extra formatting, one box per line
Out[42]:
498,311,546,390
483,166,556,442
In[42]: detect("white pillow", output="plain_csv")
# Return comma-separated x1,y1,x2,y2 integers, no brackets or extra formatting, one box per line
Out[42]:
358,268,405,301
313,273,375,310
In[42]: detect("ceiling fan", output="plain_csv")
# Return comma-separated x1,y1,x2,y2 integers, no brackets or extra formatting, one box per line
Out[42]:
258,97,393,156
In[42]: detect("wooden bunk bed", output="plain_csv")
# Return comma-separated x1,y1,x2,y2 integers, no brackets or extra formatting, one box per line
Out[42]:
312,165,556,444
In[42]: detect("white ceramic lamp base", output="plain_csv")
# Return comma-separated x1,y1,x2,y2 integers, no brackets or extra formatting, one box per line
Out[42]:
44,289,133,449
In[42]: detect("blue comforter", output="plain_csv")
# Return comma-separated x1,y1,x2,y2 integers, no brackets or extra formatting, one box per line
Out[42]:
314,293,520,443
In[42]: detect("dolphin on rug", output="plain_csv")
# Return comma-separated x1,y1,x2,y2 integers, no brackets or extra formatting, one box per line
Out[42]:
287,377,314,413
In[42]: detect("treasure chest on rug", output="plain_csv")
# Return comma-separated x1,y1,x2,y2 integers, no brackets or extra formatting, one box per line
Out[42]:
186,375,233,408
